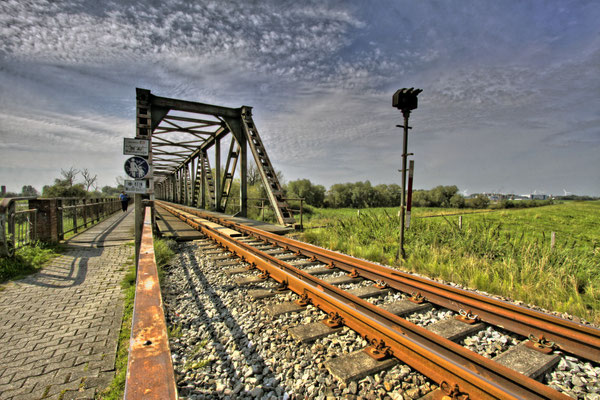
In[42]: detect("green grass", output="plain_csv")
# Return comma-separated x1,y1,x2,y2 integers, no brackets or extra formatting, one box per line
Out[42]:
0,242,62,283
299,201,600,324
99,238,175,399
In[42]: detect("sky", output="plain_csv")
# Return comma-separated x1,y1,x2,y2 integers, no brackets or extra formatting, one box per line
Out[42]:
0,0,599,196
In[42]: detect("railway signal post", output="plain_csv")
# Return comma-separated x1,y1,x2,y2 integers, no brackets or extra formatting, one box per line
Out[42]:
393,88,422,260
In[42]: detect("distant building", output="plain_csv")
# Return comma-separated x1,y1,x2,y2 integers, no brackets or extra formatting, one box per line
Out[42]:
529,194,549,200
474,192,550,201
477,192,508,201
1,186,5,196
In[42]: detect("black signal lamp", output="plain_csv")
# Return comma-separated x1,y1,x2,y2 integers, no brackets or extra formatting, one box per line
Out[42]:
393,88,423,111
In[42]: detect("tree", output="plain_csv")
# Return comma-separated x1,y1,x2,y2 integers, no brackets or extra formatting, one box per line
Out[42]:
101,185,122,196
60,167,79,187
247,164,261,186
286,179,326,207
449,193,465,208
42,182,87,198
21,185,38,197
325,183,352,208
81,169,98,192
412,190,432,207
429,185,459,207
466,194,490,209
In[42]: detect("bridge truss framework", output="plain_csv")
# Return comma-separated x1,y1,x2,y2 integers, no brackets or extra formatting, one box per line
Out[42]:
135,88,295,226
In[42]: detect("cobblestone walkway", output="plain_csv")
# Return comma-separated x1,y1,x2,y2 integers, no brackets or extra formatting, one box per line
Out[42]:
0,210,134,400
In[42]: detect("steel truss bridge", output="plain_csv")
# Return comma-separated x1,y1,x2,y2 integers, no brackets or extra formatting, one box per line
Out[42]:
135,88,295,226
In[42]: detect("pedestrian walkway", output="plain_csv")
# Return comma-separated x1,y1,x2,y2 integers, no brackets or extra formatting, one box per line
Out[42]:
0,209,135,400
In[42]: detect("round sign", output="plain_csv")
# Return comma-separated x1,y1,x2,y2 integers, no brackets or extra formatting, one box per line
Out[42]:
124,156,149,179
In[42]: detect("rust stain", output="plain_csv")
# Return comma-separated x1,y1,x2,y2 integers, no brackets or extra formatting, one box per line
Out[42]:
125,207,178,400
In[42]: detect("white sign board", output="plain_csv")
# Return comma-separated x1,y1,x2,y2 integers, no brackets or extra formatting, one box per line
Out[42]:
124,156,150,179
124,180,147,194
123,138,150,156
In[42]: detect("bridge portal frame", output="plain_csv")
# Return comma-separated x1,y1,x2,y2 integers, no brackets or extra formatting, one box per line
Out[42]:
134,88,294,229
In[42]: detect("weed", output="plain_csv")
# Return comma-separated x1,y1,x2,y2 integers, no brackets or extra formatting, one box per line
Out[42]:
168,324,183,338
0,242,62,283
184,359,209,371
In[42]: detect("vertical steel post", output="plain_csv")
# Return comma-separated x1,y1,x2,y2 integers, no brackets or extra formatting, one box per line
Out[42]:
398,110,410,260
135,88,152,264
239,123,248,217
215,138,221,211
406,160,414,229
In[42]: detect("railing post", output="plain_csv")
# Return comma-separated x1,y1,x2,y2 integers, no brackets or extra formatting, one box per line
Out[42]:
57,199,64,240
0,200,16,257
29,199,61,243
83,199,88,228
72,200,78,234
31,209,37,242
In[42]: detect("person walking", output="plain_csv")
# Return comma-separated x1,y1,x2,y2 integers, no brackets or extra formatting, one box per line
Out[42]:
119,191,129,212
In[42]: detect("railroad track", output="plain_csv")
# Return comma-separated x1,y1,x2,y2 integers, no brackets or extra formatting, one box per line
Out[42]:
156,200,600,399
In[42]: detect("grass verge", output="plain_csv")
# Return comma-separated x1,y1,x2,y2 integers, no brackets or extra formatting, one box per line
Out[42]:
98,238,176,399
300,201,600,324
0,242,63,284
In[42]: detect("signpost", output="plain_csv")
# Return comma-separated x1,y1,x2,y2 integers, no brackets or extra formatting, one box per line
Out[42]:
123,138,150,156
124,180,148,194
124,156,150,180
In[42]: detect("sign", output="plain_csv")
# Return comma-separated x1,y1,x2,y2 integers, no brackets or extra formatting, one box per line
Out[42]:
123,138,150,156
124,156,150,179
124,180,147,194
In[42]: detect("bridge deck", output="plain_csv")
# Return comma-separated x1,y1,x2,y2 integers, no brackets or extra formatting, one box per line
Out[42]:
0,210,134,400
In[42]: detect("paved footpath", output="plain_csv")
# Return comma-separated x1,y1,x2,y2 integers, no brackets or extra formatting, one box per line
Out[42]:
0,209,134,400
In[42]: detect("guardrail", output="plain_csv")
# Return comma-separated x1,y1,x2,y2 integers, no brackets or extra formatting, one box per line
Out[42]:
125,206,178,399
0,197,38,257
0,197,122,257
59,198,121,238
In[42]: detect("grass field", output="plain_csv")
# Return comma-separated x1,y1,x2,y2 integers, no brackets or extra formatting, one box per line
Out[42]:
299,201,600,324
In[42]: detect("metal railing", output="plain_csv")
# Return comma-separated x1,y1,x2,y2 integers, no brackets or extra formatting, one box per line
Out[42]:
0,197,37,257
0,197,122,257
59,198,121,239
125,206,177,399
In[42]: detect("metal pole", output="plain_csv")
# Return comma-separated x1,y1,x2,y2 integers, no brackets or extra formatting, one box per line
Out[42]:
406,160,414,229
397,110,410,260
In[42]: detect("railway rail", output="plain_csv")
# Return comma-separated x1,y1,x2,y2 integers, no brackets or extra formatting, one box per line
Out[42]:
155,200,599,399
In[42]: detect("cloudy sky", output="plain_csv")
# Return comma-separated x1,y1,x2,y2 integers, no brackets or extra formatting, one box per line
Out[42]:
1,0,598,196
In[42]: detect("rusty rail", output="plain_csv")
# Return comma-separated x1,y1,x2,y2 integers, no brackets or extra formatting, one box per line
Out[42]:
155,200,600,363
125,207,178,400
157,201,572,400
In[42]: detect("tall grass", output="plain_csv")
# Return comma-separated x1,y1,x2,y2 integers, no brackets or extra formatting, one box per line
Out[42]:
0,242,62,283
301,203,600,324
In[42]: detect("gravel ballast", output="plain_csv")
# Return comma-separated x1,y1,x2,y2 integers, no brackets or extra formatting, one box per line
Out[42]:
161,240,599,400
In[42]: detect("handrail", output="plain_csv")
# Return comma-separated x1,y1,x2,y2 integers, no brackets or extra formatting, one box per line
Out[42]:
0,197,37,257
125,207,178,399
0,197,121,257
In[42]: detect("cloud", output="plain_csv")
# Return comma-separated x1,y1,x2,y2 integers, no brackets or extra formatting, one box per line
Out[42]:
0,0,599,195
